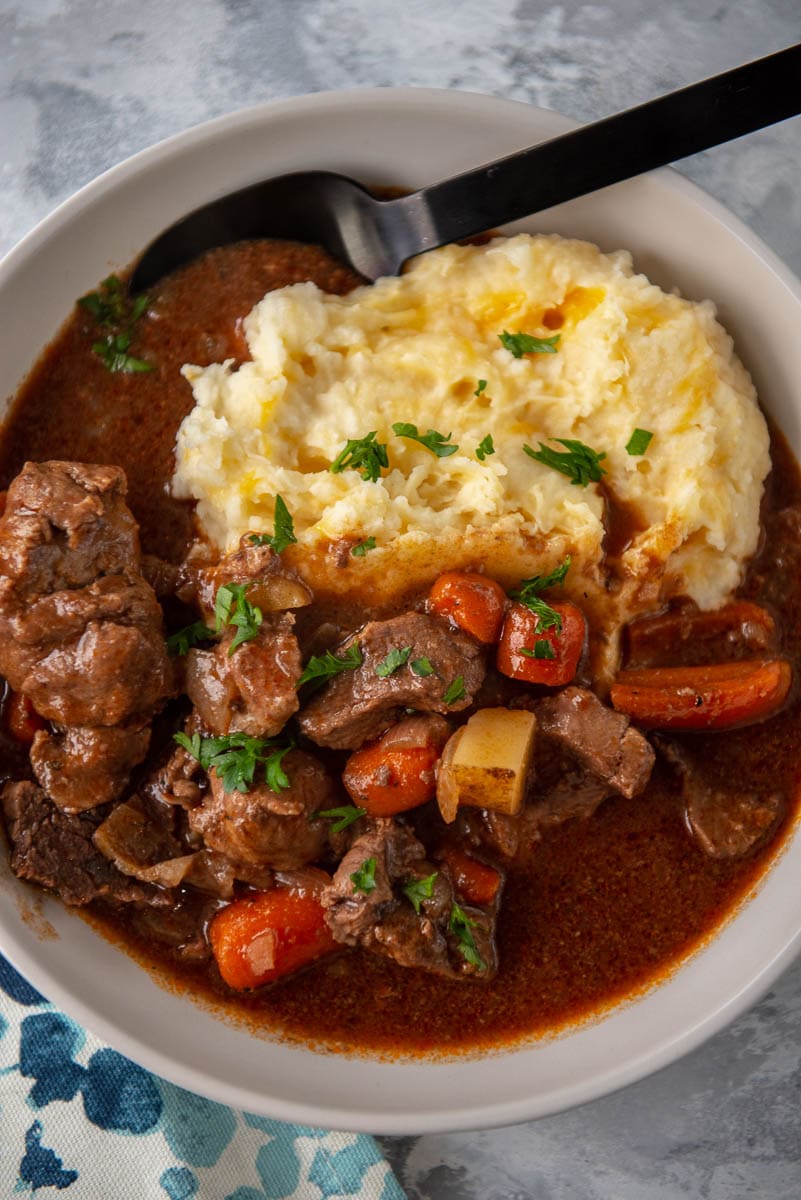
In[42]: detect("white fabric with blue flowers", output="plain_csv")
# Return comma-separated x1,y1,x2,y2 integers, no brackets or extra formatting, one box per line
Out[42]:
0,955,405,1199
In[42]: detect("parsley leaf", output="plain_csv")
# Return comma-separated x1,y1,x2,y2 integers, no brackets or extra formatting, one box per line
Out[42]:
392,422,459,458
91,332,153,374
214,582,263,654
521,640,556,660
313,804,367,833
403,871,438,914
174,731,293,794
350,857,377,894
443,676,466,706
475,434,495,462
449,903,487,971
80,275,153,373
523,438,607,486
499,330,560,358
626,428,654,456
410,657,435,677
474,379,488,397
248,494,297,554
375,645,412,678
351,536,377,557
330,432,389,483
510,556,571,634
166,620,216,657
298,643,363,689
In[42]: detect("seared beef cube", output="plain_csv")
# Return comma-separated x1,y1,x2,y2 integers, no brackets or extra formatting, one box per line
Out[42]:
453,808,520,861
187,750,333,870
0,461,173,728
186,614,301,737
30,723,151,812
187,537,312,619
299,613,485,750
1,781,166,907
145,741,208,810
537,687,654,800
661,742,784,859
322,819,497,979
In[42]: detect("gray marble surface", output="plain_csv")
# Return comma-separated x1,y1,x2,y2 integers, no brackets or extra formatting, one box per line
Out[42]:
2,2,801,1197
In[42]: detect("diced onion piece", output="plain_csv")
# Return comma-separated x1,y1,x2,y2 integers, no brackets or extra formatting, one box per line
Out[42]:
436,708,536,822
247,574,312,612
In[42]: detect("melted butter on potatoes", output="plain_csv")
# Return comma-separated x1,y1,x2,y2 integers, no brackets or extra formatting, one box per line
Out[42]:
174,233,769,627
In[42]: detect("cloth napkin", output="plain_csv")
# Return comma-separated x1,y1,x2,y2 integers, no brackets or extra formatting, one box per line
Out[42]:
0,954,405,1199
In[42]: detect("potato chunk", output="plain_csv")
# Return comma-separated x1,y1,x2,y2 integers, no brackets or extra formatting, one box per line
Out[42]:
436,707,536,823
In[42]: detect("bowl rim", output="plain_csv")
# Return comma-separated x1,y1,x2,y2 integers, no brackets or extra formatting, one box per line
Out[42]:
2,85,801,1134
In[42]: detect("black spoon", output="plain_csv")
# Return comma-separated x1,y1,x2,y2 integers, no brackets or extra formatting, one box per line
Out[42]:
130,43,801,292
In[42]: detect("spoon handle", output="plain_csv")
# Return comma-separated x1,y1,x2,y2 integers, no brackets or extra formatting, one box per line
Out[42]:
410,42,801,247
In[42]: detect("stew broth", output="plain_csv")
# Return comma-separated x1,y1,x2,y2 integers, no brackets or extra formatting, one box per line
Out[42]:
1,239,799,1055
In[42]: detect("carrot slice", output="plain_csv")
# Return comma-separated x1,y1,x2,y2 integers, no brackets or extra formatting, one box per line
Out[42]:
496,601,586,687
429,572,507,644
439,846,501,906
625,600,776,668
209,887,337,991
610,658,792,730
343,742,440,816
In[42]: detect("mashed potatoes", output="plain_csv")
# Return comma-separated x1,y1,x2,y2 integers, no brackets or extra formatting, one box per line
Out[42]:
173,233,768,634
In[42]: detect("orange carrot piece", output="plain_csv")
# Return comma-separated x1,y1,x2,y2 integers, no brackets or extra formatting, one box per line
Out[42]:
626,600,776,667
610,658,792,730
343,742,440,816
429,572,507,644
496,601,586,687
440,846,501,906
6,692,47,744
209,887,337,991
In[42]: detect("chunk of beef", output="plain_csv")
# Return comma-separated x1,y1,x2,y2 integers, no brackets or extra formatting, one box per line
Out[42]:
186,614,301,737
321,819,497,979
30,723,151,812
1,781,166,907
183,537,312,618
453,808,520,861
299,613,485,750
144,740,208,810
537,687,654,800
660,741,784,859
126,892,217,963
0,461,173,727
187,749,333,870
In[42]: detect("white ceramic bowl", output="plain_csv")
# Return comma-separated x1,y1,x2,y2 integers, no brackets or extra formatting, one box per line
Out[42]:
2,88,801,1135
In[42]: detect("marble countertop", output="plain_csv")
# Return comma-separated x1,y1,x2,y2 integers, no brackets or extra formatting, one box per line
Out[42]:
2,3,800,1197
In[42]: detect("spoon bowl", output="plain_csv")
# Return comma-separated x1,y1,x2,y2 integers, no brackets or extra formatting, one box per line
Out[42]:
130,43,801,291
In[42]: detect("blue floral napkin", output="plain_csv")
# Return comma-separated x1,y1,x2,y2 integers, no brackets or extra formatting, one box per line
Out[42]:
0,955,405,1199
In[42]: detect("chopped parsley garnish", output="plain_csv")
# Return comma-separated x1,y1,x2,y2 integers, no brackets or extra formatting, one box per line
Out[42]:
403,872,438,915
510,556,571,634
248,494,297,554
174,731,293,794
166,620,216,657
313,804,367,833
443,676,466,706
298,643,363,689
80,274,154,374
474,379,488,397
214,582,263,655
350,857,377,894
410,657,435,677
626,428,654,456
521,640,556,660
375,645,412,678
499,330,560,358
351,536,377,557
449,903,486,971
523,438,607,487
330,432,389,483
392,422,459,458
475,434,495,462
91,331,153,374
